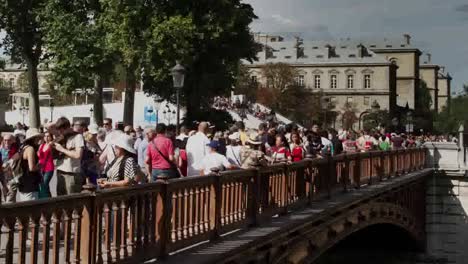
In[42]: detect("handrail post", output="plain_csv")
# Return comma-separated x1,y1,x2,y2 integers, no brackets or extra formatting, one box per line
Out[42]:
210,169,221,241
80,185,97,264
354,154,361,189
156,182,171,258
343,155,349,192
327,155,334,198
368,152,373,185
248,166,260,227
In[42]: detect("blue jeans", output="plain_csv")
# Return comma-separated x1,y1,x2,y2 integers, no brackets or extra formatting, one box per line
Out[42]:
152,169,178,182
39,171,53,199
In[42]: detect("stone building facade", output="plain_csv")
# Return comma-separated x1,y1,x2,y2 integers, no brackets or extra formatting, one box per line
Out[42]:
247,34,452,129
245,40,398,128
0,61,52,93
437,70,452,112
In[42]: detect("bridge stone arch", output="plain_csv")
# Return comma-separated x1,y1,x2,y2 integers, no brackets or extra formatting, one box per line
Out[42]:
280,201,425,264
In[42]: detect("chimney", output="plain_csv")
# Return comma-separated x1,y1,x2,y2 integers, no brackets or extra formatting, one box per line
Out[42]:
357,44,367,58
403,34,411,45
440,66,445,73
325,44,336,58
426,53,431,64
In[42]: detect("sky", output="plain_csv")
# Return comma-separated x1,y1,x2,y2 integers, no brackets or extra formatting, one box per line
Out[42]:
245,0,468,94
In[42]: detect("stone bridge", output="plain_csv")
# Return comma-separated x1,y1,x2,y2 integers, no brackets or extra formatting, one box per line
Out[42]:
0,149,429,264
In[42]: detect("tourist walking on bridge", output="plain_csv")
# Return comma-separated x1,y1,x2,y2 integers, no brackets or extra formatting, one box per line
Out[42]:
186,122,210,176
37,131,55,198
98,133,138,189
53,117,85,196
146,124,178,181
18,129,42,201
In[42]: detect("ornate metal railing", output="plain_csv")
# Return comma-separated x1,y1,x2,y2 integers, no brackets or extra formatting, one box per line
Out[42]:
0,148,426,264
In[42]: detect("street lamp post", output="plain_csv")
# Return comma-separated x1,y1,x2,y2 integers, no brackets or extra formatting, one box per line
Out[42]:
20,106,28,125
90,107,94,124
321,97,329,129
171,62,185,135
49,102,55,122
406,112,414,133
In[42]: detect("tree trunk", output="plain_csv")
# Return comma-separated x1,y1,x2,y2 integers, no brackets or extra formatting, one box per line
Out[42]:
26,58,40,129
93,75,104,126
123,68,136,125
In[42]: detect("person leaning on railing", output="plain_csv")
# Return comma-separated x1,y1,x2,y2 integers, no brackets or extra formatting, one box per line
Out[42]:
98,133,138,189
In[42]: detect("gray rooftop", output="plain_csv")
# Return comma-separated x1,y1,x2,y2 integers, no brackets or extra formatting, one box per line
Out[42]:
246,40,390,66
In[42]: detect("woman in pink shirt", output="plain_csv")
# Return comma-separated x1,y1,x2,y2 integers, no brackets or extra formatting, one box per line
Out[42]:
37,132,55,198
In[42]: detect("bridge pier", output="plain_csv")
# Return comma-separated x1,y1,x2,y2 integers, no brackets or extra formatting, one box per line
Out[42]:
425,141,468,264
426,171,468,264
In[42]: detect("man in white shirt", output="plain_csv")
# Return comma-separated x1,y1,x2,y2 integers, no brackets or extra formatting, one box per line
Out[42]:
197,141,235,175
176,126,189,141
186,122,210,176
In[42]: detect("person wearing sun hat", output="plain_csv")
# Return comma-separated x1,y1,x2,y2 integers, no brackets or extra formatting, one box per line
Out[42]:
16,128,43,202
240,132,268,169
98,133,138,189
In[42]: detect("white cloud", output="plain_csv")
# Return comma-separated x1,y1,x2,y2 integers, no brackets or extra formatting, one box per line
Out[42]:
245,0,468,92
271,14,298,27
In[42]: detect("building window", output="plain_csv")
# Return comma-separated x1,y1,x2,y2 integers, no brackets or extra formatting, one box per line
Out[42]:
330,75,337,89
364,75,371,89
296,75,305,86
250,75,257,84
347,75,354,89
364,97,370,106
347,97,353,104
314,75,321,89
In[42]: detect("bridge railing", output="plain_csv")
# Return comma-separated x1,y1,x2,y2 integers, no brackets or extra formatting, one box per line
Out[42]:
0,148,426,264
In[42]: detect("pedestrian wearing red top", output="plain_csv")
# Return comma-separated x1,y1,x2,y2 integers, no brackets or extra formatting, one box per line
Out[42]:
146,124,178,181
290,132,305,162
37,132,55,198
271,134,291,164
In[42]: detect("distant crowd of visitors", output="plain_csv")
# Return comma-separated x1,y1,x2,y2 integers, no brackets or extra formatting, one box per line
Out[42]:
0,117,457,204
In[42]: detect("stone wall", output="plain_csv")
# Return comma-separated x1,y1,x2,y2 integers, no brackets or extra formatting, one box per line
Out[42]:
426,172,468,264
425,142,468,264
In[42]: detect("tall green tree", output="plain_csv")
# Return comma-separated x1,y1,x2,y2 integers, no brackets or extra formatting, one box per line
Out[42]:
100,0,155,125
142,0,260,124
42,0,116,125
234,62,257,102
434,87,468,134
0,0,47,128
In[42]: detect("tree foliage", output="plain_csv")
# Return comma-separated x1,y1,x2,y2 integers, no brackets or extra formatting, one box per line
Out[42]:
257,62,322,125
42,0,117,125
434,89,468,134
142,0,260,124
0,0,47,128
234,63,257,102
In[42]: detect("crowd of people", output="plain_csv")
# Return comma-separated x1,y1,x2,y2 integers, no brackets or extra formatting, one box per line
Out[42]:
0,116,457,204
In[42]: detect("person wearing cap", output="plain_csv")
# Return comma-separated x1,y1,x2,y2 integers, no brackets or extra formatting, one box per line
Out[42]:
53,117,85,196
226,132,242,167
17,128,43,201
37,131,55,198
98,134,138,189
240,133,267,169
186,122,210,176
196,141,235,176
